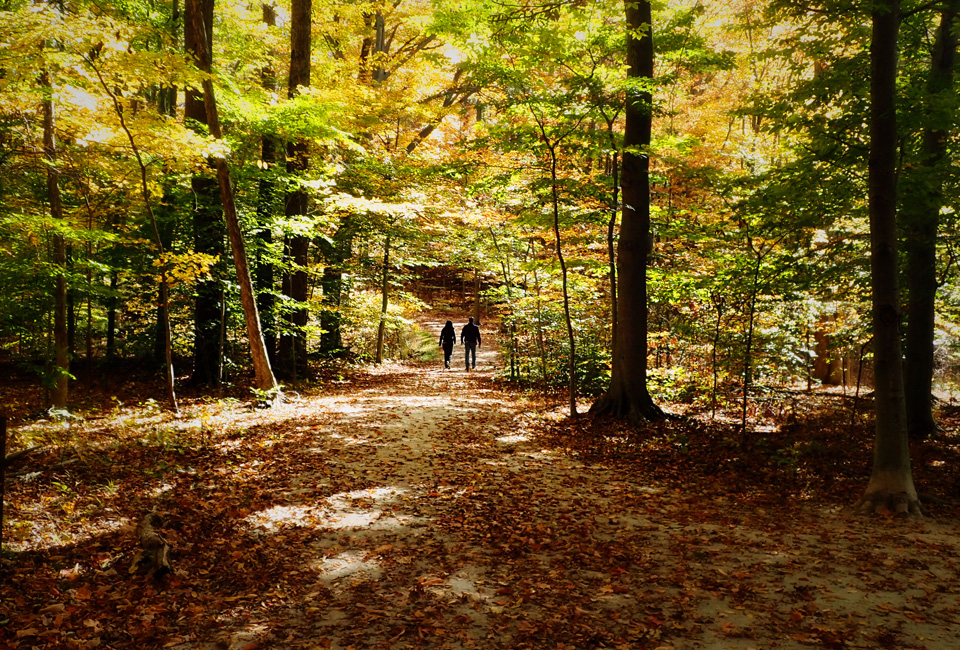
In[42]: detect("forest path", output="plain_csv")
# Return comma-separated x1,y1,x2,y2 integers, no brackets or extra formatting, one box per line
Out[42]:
4,320,960,650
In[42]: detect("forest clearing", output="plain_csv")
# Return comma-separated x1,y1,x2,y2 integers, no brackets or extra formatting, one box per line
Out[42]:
3,322,960,650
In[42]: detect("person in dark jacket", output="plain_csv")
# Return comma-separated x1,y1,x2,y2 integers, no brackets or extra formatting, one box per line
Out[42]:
460,317,481,370
438,320,456,369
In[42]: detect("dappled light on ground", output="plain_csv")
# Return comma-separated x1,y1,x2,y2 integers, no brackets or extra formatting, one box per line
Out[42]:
4,326,960,649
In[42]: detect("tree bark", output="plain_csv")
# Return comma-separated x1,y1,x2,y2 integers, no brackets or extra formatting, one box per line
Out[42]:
42,83,69,409
858,0,920,516
185,0,225,387
106,270,118,360
589,0,662,423
255,3,279,366
187,0,278,394
375,234,390,364
473,267,481,325
902,0,958,441
545,142,578,418
606,139,619,350
277,0,312,380
317,217,354,357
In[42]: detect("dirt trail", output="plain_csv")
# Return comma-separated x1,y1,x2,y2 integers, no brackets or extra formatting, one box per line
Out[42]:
5,322,960,650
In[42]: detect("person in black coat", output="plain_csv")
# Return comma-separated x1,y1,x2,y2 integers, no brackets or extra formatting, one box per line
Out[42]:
460,317,481,370
438,320,456,369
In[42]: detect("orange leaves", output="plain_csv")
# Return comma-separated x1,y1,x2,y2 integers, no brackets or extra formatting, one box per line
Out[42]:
3,359,960,650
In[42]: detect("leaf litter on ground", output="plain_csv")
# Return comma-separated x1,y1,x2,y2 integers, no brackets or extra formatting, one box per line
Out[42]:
2,330,960,650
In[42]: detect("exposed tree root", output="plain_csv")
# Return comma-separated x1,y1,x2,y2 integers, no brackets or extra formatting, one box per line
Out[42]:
589,394,665,425
855,491,925,518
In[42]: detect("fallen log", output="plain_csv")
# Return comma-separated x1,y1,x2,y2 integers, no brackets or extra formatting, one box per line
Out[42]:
2,446,45,468
136,511,172,576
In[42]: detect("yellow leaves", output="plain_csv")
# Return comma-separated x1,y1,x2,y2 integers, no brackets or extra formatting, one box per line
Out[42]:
152,252,219,288
325,192,424,221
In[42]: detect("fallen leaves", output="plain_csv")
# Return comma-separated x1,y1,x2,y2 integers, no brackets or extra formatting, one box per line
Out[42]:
2,360,960,650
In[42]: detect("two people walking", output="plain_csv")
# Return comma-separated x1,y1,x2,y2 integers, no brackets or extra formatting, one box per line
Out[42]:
438,317,481,370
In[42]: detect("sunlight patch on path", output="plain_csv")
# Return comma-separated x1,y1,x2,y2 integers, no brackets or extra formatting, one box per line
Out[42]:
244,486,419,535
312,550,383,591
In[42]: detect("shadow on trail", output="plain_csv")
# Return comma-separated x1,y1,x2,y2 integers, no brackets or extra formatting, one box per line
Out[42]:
7,326,960,650
3,348,566,649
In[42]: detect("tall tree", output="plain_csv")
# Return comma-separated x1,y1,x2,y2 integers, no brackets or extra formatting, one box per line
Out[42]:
589,0,663,423
85,50,180,412
858,0,920,515
277,0,311,380
902,1,959,441
374,232,391,364
41,70,69,409
186,0,279,394
256,2,280,365
185,0,226,387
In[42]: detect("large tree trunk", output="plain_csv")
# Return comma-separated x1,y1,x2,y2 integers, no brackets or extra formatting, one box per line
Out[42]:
589,0,662,423
185,0,225,387
902,0,958,441
255,2,279,366
277,0,312,380
858,0,920,516
187,0,278,394
42,71,69,409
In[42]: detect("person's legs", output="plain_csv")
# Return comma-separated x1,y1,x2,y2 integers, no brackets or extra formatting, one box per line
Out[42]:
465,342,476,370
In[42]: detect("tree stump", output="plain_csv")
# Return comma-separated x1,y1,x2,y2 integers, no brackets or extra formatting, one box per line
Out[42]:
136,511,172,576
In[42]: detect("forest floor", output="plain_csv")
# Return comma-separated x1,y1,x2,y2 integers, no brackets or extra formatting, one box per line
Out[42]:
3,320,960,650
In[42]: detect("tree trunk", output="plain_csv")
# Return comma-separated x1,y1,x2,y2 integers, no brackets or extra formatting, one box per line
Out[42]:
277,0,311,380
67,245,75,356
89,56,179,412
606,143,620,350
106,270,118,360
589,0,662,423
375,234,390,364
902,0,958,441
255,2,279,366
490,227,518,380
157,0,180,117
317,217,354,357
185,0,225,387
187,0,278,394
546,144,578,418
473,267,481,325
42,71,69,409
858,0,920,516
